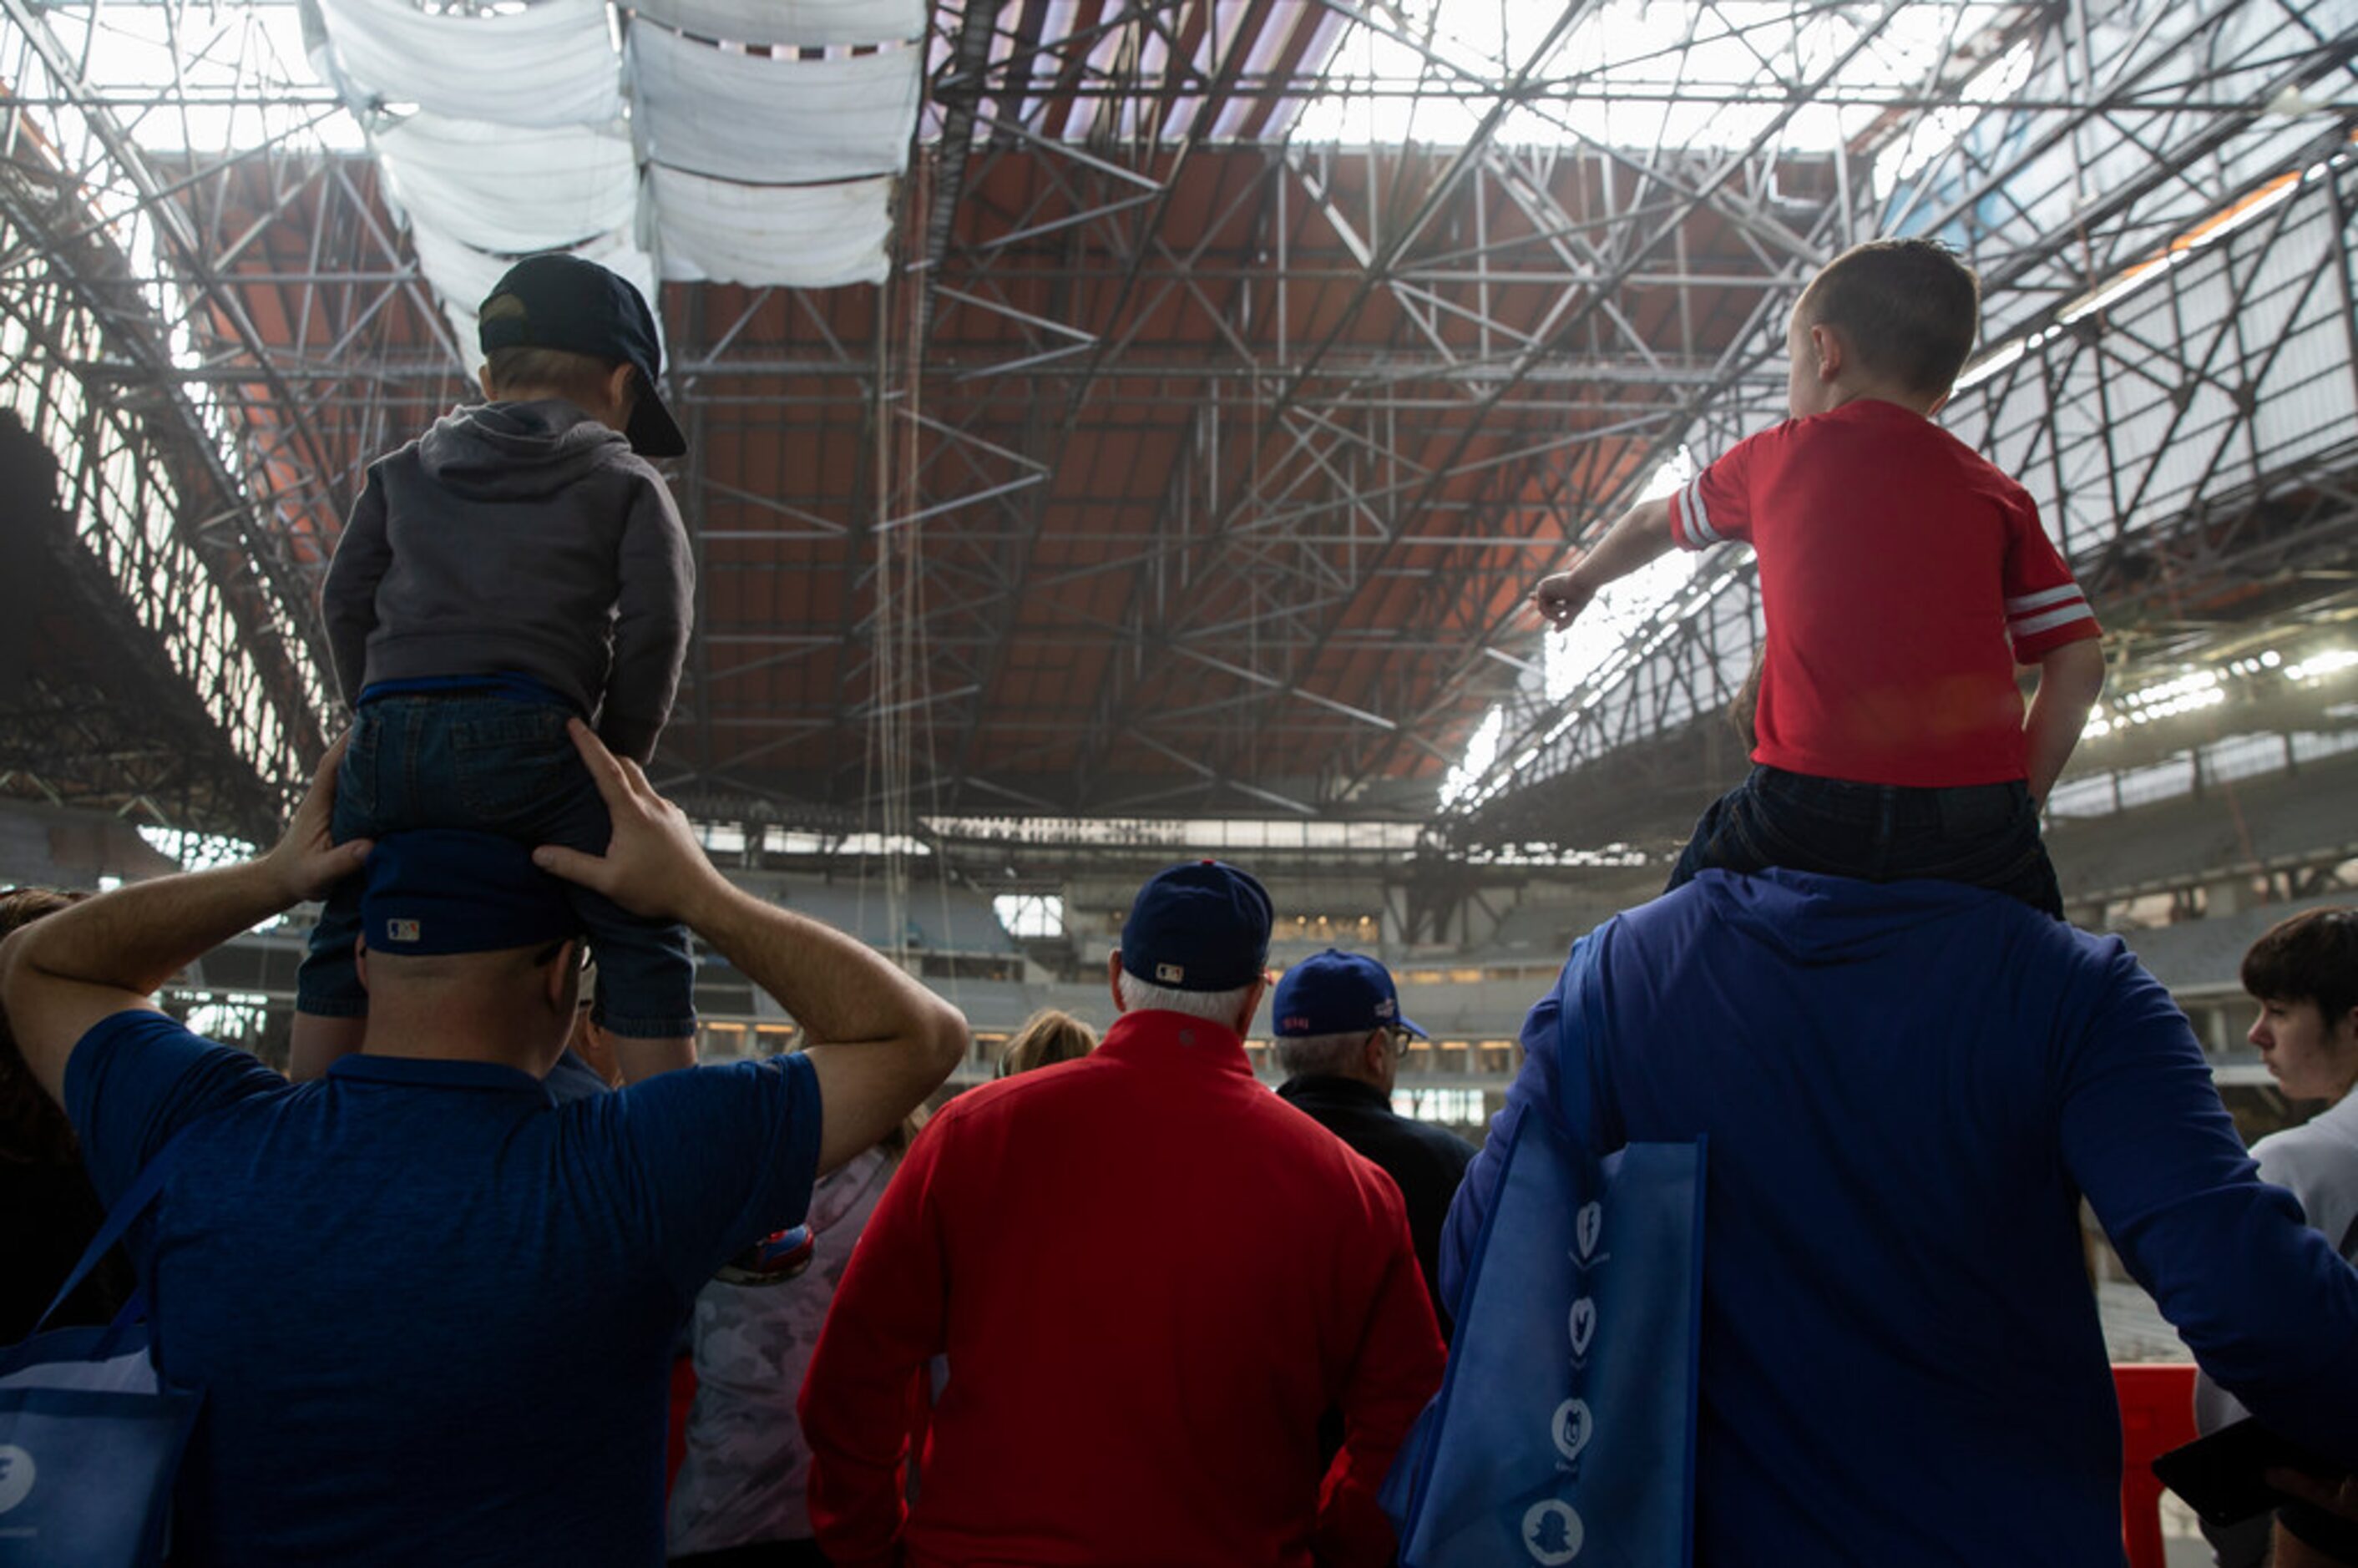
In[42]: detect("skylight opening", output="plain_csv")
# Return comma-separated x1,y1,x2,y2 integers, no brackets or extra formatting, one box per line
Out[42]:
1542,449,1699,702
37,0,365,155
1437,706,1505,808
1293,1,2014,153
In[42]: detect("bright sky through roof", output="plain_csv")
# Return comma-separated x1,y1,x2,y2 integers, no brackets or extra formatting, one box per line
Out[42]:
57,0,2023,162
1293,0,2016,152
1541,448,1700,703
41,0,364,154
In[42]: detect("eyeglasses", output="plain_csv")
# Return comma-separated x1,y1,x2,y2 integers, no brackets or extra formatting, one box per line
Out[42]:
533,938,592,973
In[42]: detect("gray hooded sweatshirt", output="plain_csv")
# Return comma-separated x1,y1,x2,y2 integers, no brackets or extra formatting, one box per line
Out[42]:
321,400,692,763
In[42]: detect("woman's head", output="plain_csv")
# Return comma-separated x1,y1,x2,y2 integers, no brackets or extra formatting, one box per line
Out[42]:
2241,907,2358,1102
1,887,84,1162
998,1009,1098,1078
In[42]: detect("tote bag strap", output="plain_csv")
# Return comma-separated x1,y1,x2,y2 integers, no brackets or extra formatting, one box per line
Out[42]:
1551,933,1625,1164
33,1120,205,1335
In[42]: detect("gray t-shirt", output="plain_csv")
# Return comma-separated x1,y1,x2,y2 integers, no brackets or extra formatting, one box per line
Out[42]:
2192,1092,2358,1565
666,1146,897,1555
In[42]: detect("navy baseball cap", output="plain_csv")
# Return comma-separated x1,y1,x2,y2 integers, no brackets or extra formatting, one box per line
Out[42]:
1119,860,1273,993
1272,948,1425,1039
478,253,685,459
359,831,584,957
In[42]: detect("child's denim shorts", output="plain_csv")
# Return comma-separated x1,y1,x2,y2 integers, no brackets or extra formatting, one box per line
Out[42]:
1664,764,2064,918
296,691,696,1039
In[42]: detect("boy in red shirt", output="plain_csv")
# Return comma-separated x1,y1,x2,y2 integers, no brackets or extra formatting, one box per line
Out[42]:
1534,238,2106,917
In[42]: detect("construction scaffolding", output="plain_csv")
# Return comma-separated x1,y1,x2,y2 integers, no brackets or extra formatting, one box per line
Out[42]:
0,0,2350,853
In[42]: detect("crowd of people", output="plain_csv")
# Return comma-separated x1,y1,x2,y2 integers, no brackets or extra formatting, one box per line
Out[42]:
3,240,2356,1565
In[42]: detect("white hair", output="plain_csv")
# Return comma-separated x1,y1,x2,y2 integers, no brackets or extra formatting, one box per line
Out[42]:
1274,1029,1375,1080
1116,970,1257,1032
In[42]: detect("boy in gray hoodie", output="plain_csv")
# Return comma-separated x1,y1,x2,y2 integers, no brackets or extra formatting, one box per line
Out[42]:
293,254,696,1081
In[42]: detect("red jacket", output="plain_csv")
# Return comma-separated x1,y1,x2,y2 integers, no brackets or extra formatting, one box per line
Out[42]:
799,1009,1445,1567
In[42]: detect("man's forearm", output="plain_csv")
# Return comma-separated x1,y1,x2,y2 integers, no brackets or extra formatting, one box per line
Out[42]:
684,880,950,1050
9,858,296,997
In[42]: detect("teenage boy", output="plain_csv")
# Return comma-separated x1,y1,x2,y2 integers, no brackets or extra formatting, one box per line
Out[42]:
2194,907,2358,1568
296,253,696,1080
1534,237,2106,917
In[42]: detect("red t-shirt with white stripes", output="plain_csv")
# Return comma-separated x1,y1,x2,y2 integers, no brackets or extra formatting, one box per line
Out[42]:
1669,399,2099,787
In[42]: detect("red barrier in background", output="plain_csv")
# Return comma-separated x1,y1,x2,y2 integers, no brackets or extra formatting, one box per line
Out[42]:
2118,1363,2198,1568
667,1355,696,1497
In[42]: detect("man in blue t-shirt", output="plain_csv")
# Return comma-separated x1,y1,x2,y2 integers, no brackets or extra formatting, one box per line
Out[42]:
0,721,968,1566
1440,870,2358,1565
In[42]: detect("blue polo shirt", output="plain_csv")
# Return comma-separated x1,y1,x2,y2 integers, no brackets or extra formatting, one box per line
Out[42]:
1443,872,2358,1566
64,1011,823,1566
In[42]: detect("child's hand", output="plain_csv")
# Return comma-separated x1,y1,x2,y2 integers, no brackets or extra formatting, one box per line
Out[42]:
1532,569,1594,629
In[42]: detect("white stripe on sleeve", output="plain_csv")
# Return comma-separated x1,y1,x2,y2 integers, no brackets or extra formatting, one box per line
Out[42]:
2004,584,2085,615
2010,601,2096,638
1682,477,1721,546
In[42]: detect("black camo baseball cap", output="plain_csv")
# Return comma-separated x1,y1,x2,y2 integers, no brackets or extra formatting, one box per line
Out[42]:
478,253,686,458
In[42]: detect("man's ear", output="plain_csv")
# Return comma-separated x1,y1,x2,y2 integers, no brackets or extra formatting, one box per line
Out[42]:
1808,321,1847,385
1232,976,1268,1039
545,938,581,1011
605,362,636,415
477,364,498,402
1107,950,1126,1015
353,938,369,994
1362,1028,1390,1079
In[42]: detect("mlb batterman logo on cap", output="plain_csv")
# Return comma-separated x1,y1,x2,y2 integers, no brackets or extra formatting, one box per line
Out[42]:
478,253,686,459
1120,859,1273,993
1270,948,1427,1039
359,830,584,956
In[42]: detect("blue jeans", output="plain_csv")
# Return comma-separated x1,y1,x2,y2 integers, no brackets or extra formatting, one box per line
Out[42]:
1665,764,2065,919
296,695,696,1038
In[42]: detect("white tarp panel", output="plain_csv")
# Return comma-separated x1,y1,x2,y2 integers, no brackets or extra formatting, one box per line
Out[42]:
410,219,662,374
630,23,919,183
649,164,893,286
377,114,637,254
630,0,924,48
315,0,621,129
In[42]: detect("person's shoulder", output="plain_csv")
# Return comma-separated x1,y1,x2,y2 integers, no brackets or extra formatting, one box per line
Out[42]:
67,1012,290,1191
72,1009,280,1093
919,1055,1101,1132
585,442,676,496
2254,1095,2358,1181
1407,1115,1480,1164
1905,413,2032,500
362,435,427,493
1258,1086,1412,1196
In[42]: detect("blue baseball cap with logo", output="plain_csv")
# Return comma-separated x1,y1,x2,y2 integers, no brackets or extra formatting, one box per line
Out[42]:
478,252,685,459
1271,948,1425,1039
359,830,584,957
1119,860,1273,993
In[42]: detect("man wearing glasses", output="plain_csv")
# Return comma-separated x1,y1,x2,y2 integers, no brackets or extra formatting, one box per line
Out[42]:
0,724,968,1566
1273,949,1477,1338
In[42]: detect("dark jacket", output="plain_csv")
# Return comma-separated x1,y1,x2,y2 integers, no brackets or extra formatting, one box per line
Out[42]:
1277,1073,1476,1338
1446,871,2358,1563
321,400,692,761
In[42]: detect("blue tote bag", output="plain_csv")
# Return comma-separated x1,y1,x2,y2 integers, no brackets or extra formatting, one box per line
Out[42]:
1386,943,1707,1568
0,1133,203,1567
